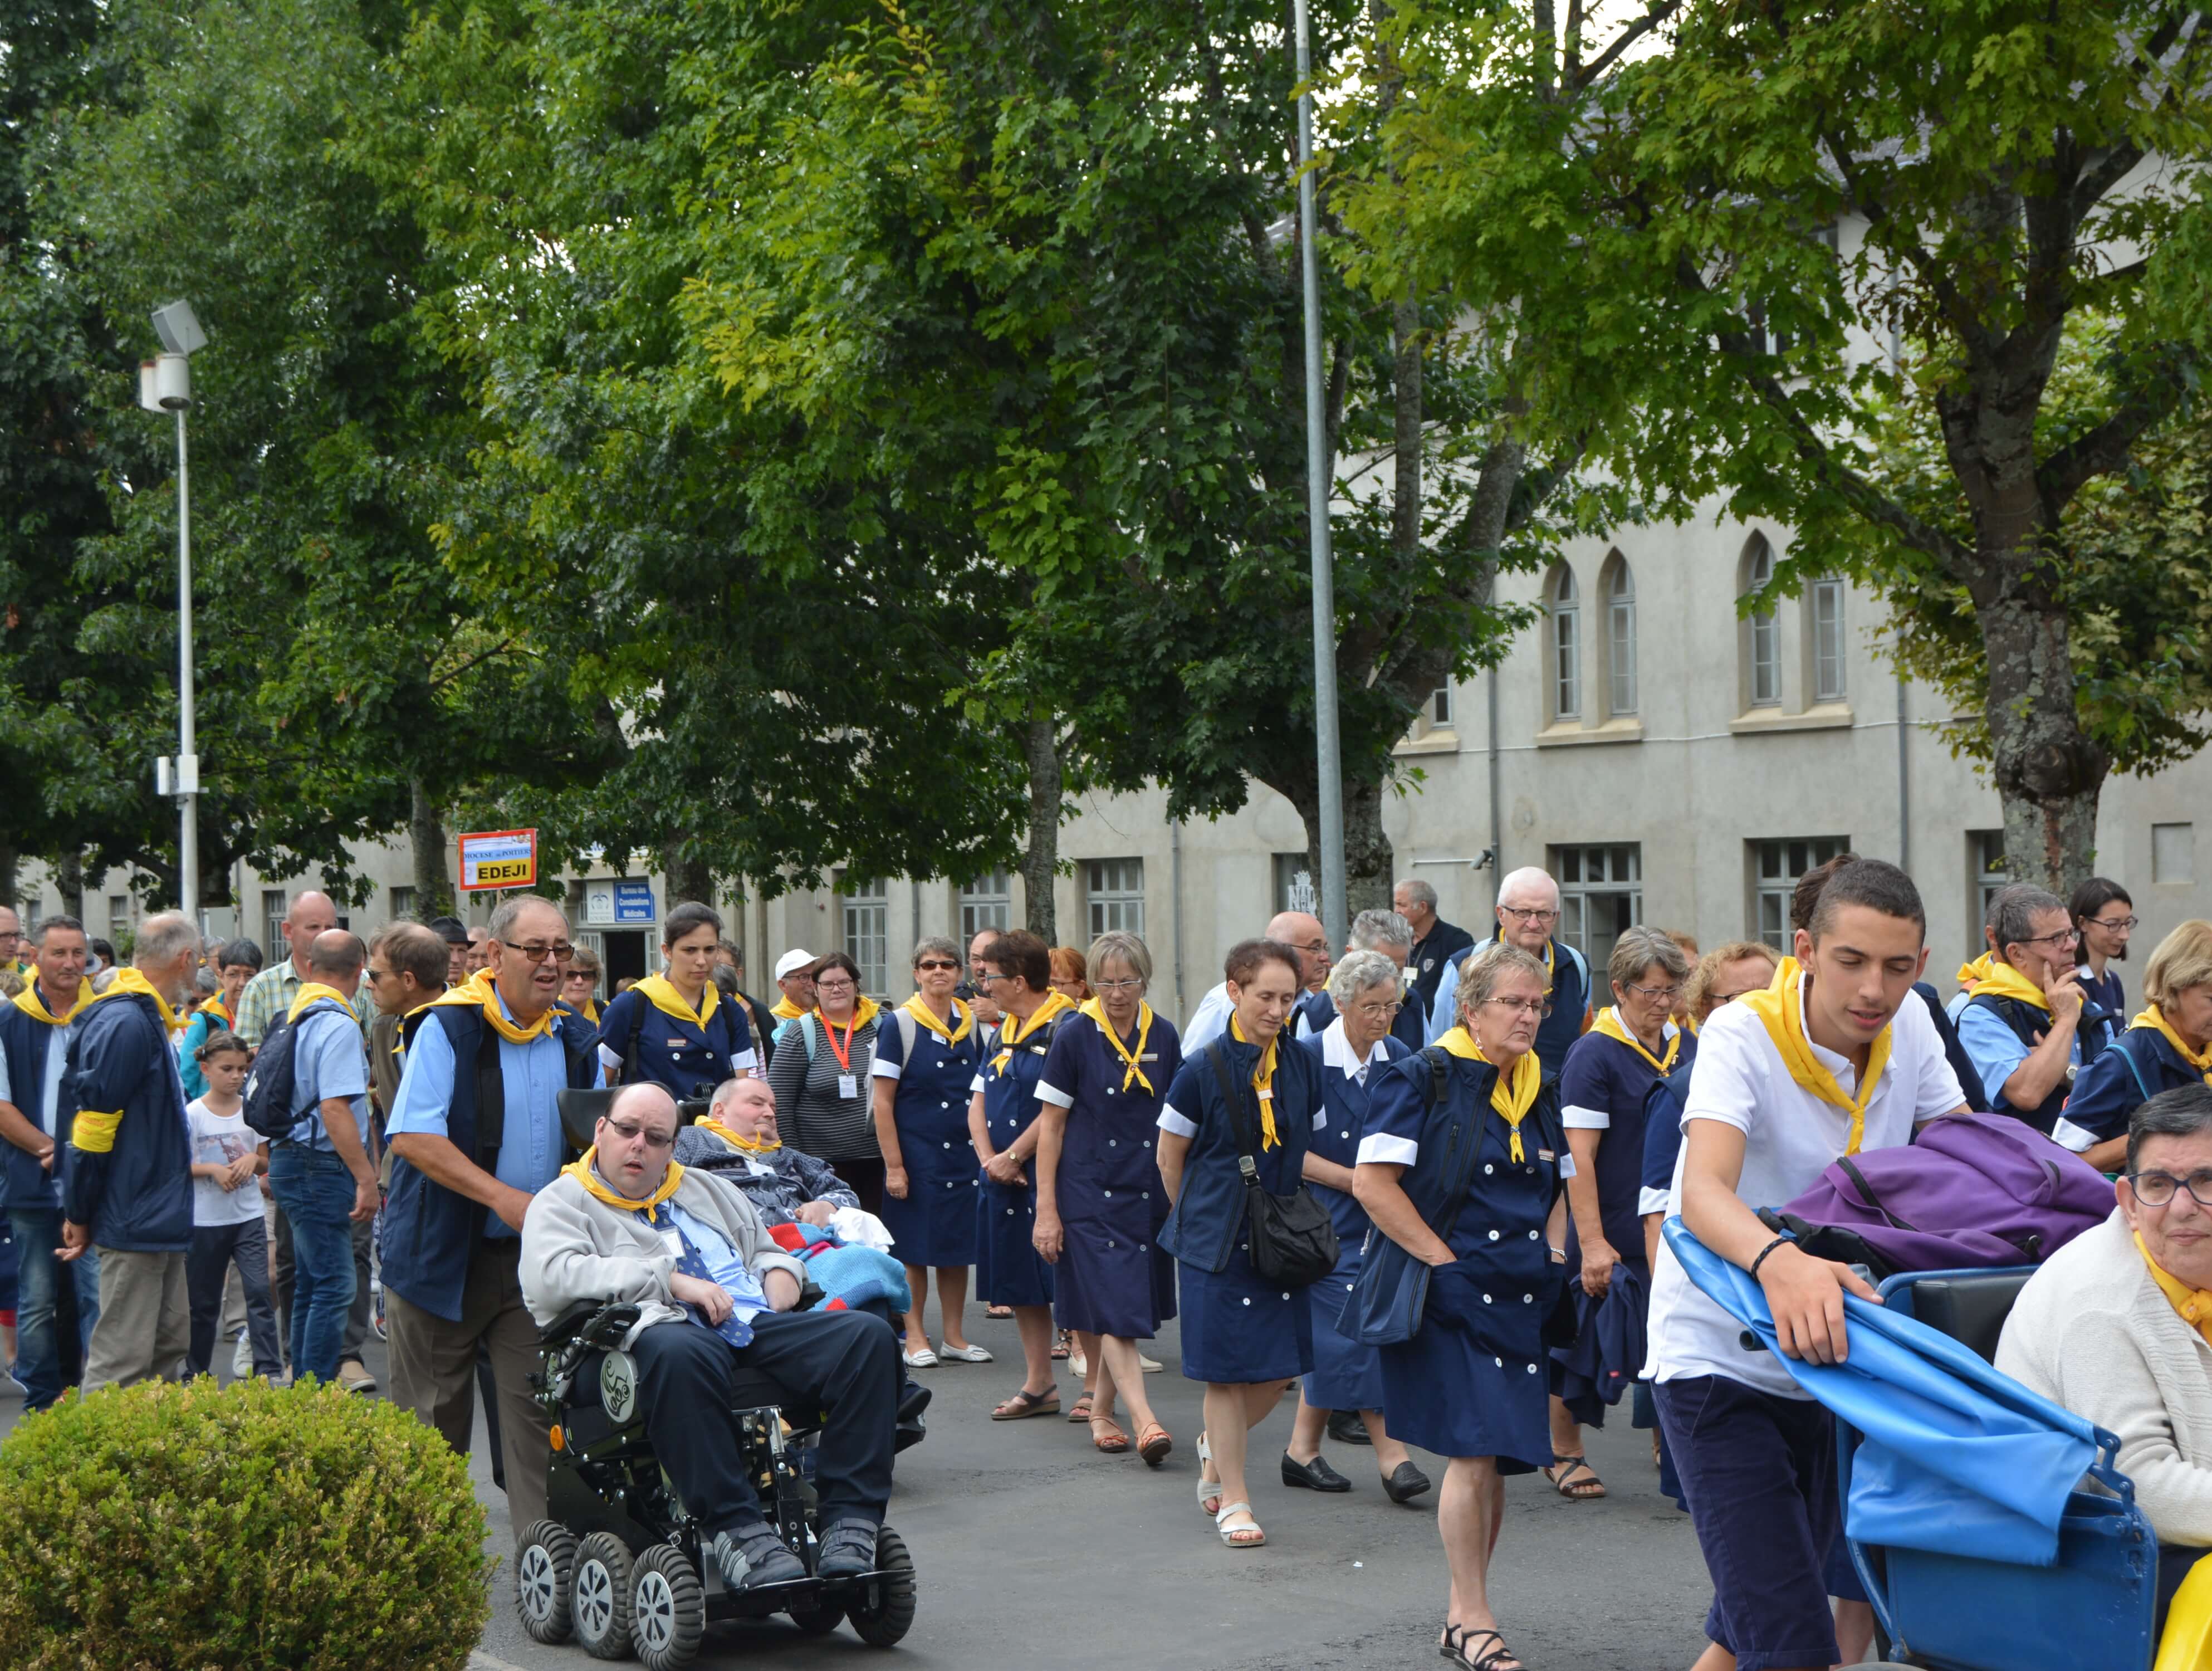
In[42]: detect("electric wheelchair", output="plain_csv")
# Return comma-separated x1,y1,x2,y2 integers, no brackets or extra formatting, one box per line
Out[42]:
512,1088,918,1665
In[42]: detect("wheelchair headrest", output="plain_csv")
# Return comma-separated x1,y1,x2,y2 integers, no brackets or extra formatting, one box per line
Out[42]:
556,1088,619,1151
1901,1269,2036,1365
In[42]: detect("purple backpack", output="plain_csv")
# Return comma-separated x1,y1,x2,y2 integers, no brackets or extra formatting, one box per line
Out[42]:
1763,1112,2114,1279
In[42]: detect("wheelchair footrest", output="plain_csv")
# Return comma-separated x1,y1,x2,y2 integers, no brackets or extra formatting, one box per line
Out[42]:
704,1569,905,1621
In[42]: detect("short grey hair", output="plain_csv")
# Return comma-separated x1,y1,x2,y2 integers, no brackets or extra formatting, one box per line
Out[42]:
1396,878,1437,912
2128,1083,2212,1175
1495,866,1561,909
1988,883,2067,959
1456,943,1549,1018
1328,948,1401,1008
31,913,85,947
1350,908,1412,952
608,1080,680,1134
912,935,961,971
1087,930,1153,987
487,895,568,942
1608,925,1691,992
711,1075,773,1113
134,912,200,968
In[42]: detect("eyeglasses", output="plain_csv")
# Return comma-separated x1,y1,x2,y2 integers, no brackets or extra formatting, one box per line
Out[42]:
916,959,961,972
501,939,575,964
1624,980,1685,1003
1709,989,1766,1008
2089,915,2140,933
1351,1000,1402,1023
1094,978,1146,993
603,1118,676,1151
2128,1170,2212,1209
981,971,1017,986
1499,906,1559,926
1290,939,1330,956
815,976,857,992
1482,995,1552,1019
2018,929,2081,950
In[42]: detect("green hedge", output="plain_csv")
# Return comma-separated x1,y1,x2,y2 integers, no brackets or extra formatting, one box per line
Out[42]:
0,1376,491,1670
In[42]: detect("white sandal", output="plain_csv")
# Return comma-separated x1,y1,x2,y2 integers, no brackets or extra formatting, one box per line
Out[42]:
1214,1501,1265,1547
1196,1433,1220,1514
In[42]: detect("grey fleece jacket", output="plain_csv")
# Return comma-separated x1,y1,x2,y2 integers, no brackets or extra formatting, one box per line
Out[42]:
519,1162,810,1348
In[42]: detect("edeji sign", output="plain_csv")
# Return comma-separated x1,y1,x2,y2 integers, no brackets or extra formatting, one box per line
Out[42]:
457,828,538,892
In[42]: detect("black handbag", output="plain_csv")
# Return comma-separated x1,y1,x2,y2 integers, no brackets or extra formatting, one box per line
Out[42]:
1206,1042,1339,1289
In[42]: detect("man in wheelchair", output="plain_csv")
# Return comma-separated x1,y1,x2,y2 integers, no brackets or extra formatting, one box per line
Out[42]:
521,1082,901,1595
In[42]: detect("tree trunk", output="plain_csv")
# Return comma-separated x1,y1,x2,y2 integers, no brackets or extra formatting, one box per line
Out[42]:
57,848,83,921
1977,589,2110,896
0,843,14,912
1342,776,1394,919
409,780,451,919
1019,714,1061,943
662,843,714,913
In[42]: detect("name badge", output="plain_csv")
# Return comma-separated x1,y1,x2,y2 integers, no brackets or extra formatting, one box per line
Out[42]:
838,1073,859,1098
1538,1149,1556,1163
1256,1088,1273,1103
665,1038,686,1050
660,1228,683,1255
1140,1053,1158,1062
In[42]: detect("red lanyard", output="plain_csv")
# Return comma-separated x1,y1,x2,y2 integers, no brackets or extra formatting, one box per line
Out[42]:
821,1014,856,1072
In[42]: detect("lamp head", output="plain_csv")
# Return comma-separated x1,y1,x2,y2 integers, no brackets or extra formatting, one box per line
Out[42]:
150,299,206,356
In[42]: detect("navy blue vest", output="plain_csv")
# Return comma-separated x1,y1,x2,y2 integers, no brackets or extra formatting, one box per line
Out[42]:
0,996,69,1210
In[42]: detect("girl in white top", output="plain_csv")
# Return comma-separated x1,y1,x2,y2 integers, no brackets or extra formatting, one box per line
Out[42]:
183,1034,282,1378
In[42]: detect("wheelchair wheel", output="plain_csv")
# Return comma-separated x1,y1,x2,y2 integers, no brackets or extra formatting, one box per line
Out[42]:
845,1525,916,1649
515,1519,577,1644
630,1545,705,1671
785,1597,843,1636
571,1530,635,1659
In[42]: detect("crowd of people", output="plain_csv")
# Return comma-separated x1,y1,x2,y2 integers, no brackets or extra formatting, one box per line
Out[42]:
3,849,2211,1669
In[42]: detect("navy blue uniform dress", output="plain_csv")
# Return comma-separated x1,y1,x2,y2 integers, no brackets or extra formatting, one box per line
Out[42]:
2057,1019,2208,1155
1359,1046,1567,1470
2079,964,2126,1028
1036,1004,1183,1338
870,999,987,1267
594,978,758,1102
1553,1015,1693,1426
973,998,1074,1308
1158,1028,1322,1385
1295,1020,1403,1411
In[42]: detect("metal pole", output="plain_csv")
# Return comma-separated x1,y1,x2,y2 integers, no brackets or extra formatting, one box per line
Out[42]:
1294,0,1347,950
176,407,198,923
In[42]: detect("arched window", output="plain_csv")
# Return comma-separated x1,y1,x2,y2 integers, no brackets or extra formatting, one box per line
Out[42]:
1602,552,1637,716
1744,535,1780,707
1550,565,1581,721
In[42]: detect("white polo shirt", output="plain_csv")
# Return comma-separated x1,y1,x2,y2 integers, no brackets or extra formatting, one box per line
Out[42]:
1643,983,1967,1398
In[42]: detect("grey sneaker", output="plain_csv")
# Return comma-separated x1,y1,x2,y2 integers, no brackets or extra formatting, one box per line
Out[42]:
231,1333,253,1377
816,1521,879,1579
712,1526,805,1592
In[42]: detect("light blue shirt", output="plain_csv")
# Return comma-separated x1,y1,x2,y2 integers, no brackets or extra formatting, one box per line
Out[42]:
0,1009,74,1204
1183,982,1234,1054
661,1196,770,1343
388,993,569,1238
1955,997,2080,1113
287,1004,370,1154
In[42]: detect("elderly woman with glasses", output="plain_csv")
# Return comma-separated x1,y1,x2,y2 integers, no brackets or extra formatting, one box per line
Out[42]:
767,951,885,1211
1543,924,1694,1501
1282,948,1431,1503
1355,944,1570,1671
872,937,991,1368
1032,931,1182,1461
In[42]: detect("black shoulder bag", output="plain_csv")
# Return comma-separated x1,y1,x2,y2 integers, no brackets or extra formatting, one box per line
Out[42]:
1205,1041,1338,1288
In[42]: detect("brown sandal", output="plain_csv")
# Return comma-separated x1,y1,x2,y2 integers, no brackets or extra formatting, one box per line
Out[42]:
1066,1393,1094,1423
1543,1454,1606,1499
1091,1418,1131,1453
991,1387,1061,1420
1137,1422,1173,1467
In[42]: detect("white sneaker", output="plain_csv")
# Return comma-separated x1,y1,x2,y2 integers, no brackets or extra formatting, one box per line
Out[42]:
231,1334,253,1377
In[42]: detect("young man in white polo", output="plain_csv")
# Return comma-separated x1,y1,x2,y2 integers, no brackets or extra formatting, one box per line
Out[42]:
1646,859,1970,1671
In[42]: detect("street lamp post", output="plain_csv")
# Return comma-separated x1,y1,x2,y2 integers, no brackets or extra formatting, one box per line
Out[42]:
140,300,206,925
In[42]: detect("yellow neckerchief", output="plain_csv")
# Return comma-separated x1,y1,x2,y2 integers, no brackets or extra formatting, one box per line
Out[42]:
563,1147,687,1224
1957,952,1994,991
1226,1013,1284,1151
203,994,234,1028
2136,1230,2212,1347
991,989,1076,1077
635,973,718,1031
2133,1007,2212,1082
696,1113,779,1154
1970,957,2051,1014
574,998,601,1026
286,982,353,1024
1080,996,1155,1093
771,995,808,1022
429,980,556,1045
1435,1025,1541,1160
1739,957,1890,1155
13,976,94,1027
90,966,182,1032
903,991,975,1047
1592,1005,1681,1076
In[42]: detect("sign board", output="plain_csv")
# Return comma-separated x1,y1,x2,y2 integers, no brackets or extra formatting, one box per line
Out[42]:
584,879,658,926
457,828,538,892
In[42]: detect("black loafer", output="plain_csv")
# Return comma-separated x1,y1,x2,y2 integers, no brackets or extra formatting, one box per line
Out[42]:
816,1520,880,1579
1326,1409,1372,1446
898,1379,933,1423
1383,1460,1433,1503
1281,1452,1353,1492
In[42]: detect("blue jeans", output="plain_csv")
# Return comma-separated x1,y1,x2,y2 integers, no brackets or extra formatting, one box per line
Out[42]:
267,1148,356,1385
9,1205,101,1410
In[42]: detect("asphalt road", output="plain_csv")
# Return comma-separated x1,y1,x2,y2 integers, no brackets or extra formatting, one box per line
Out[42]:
6,1305,1717,1671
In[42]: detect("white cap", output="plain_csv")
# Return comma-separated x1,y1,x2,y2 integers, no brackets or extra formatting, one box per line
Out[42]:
774,948,819,981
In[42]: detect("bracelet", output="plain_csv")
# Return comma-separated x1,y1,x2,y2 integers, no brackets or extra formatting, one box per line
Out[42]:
1749,1235,1793,1279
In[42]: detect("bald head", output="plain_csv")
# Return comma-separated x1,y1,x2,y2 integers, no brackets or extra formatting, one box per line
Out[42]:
711,1076,780,1144
307,929,366,998
1266,911,1331,991
1494,867,1561,955
283,891,340,975
609,1081,680,1135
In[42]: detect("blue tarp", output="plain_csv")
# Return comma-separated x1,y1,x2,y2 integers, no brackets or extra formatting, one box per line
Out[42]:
1663,1219,2100,1567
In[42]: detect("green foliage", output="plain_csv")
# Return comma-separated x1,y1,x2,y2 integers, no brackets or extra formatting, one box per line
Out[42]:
0,1377,490,1671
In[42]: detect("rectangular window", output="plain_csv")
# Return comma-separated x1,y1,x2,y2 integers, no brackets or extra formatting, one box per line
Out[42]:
1274,853,1318,918
1608,595,1637,716
263,888,289,957
1085,858,1145,940
108,894,131,945
839,876,889,997
389,885,418,922
1811,578,1846,702
1970,830,2010,951
1750,609,1780,706
1430,685,1453,727
959,871,1012,940
1554,608,1582,720
1552,844,1642,978
2155,822,2195,885
1750,836,1851,950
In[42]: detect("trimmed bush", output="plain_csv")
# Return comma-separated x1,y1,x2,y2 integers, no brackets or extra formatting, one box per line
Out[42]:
0,1376,491,1670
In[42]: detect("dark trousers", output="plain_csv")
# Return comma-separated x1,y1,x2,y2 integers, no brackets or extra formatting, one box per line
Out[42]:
613,1311,898,1538
1655,1375,1841,1671
186,1219,281,1377
833,1157,887,1216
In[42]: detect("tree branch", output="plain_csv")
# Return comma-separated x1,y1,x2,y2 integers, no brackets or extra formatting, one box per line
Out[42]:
2035,344,2197,510
1573,0,1687,86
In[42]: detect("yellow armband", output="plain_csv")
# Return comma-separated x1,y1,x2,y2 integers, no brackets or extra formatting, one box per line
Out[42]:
71,1109,124,1154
